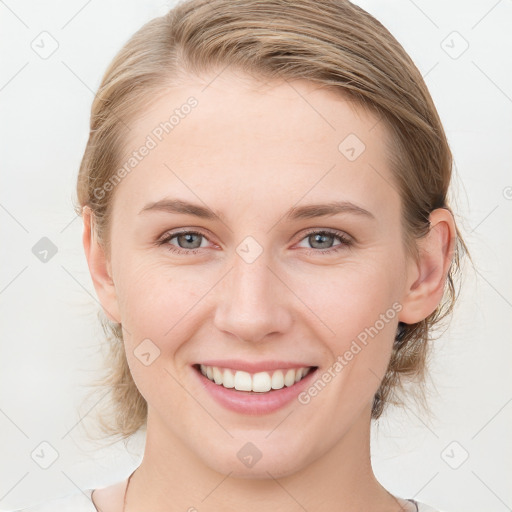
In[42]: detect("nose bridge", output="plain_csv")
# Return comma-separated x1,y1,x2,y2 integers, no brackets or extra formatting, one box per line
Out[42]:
214,244,292,343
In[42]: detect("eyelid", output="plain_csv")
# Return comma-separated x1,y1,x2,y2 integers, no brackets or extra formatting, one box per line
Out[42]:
157,227,215,244
299,227,353,243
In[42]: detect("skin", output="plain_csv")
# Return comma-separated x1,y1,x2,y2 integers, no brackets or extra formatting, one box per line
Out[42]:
83,70,455,511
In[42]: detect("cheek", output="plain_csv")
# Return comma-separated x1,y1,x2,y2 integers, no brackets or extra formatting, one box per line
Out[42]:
116,260,208,402
115,257,215,346
291,259,401,338
116,243,403,358
293,267,401,422
287,259,402,399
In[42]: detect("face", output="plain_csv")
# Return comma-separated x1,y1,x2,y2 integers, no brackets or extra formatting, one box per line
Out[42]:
97,71,416,478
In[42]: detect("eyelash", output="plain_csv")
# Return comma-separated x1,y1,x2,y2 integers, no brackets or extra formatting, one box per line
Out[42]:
156,228,352,256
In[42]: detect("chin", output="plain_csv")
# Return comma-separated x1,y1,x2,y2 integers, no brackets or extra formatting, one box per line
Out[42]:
197,437,313,480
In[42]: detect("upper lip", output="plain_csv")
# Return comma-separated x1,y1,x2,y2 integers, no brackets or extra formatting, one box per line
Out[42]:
194,360,317,373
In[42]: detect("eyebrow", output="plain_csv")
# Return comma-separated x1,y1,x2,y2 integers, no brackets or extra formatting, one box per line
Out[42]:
139,198,375,222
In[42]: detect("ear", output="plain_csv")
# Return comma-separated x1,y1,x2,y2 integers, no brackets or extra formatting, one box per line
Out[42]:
398,208,456,324
82,206,121,323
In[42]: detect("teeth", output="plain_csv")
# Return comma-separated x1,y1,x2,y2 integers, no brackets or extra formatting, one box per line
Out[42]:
234,370,252,391
222,368,235,388
284,369,296,387
271,370,284,390
199,364,312,392
212,367,223,385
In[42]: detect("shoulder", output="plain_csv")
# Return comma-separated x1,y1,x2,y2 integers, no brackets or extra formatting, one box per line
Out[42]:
10,475,129,512
10,488,97,512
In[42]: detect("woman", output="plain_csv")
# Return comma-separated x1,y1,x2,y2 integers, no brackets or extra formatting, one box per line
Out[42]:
17,0,467,510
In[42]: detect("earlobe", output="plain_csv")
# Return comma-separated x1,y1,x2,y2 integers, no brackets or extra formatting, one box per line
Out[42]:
82,206,121,323
398,208,456,325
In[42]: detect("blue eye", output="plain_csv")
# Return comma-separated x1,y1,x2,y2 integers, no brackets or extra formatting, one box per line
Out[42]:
158,230,207,254
157,229,352,256
297,229,352,255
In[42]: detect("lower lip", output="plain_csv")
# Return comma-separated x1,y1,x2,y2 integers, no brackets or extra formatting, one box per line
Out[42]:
192,366,318,415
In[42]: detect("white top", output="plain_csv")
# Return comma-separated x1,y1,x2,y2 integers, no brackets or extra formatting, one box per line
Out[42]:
10,488,95,512
10,490,445,512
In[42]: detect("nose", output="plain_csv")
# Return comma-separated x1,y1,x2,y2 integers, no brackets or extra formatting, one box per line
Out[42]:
213,251,293,344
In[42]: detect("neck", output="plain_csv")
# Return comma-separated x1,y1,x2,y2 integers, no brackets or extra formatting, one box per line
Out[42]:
125,406,398,512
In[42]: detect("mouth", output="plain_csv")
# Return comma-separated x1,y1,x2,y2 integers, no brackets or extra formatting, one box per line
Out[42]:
192,363,318,394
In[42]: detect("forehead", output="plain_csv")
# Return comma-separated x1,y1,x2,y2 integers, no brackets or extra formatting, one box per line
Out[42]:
111,71,400,222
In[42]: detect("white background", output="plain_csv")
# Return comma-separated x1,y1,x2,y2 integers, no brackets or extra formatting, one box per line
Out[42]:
1,1,511,511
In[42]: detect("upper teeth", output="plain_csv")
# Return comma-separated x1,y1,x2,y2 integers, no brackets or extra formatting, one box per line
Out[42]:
199,364,312,393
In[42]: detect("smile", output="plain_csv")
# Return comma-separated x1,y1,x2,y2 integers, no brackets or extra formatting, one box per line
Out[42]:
196,364,315,393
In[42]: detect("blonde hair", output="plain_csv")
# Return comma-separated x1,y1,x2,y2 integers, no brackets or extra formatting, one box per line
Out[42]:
75,0,469,442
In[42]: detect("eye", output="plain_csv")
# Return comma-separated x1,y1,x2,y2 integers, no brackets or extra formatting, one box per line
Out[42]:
157,230,210,255
296,229,352,255
157,228,352,256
